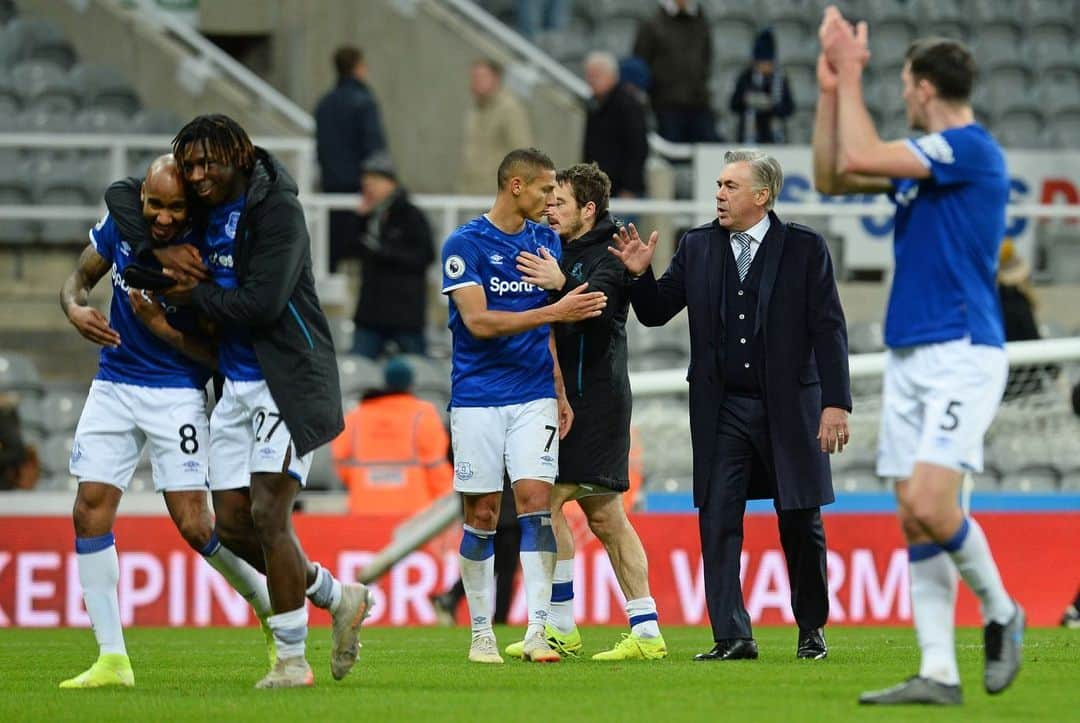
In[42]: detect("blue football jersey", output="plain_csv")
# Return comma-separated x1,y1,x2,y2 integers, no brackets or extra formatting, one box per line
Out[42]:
204,196,263,382
886,124,1008,349
442,215,562,407
90,214,210,389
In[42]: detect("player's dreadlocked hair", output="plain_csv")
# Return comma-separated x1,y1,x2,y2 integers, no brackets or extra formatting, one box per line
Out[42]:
172,114,256,174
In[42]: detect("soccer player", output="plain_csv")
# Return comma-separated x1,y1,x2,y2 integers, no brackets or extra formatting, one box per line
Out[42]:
814,6,1023,705
58,156,273,689
106,115,369,689
441,148,607,663
508,163,666,660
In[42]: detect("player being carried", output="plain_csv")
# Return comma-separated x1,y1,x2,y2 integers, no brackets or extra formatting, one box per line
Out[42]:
813,5,1023,706
58,156,275,689
442,148,607,664
506,162,666,661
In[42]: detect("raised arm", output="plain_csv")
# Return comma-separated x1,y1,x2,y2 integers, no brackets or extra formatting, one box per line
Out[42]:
813,53,892,195
611,223,688,327
60,244,121,348
822,9,929,182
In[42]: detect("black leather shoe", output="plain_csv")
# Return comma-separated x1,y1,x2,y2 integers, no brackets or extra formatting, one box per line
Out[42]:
693,638,759,661
797,627,828,660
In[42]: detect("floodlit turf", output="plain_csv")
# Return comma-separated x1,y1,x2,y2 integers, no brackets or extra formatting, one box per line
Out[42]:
1,626,1076,722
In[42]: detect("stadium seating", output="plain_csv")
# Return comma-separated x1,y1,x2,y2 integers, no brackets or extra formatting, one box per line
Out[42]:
0,9,151,247
473,0,1080,150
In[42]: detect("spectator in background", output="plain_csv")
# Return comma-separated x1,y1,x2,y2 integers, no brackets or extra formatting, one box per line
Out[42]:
514,0,568,39
583,51,649,199
0,397,38,490
350,152,435,359
618,56,654,119
997,240,1039,342
730,28,794,144
315,46,387,272
459,59,534,195
633,0,716,144
332,357,452,516
997,240,1051,400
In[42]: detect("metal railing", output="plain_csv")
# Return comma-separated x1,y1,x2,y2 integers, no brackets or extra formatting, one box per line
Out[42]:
130,0,315,133
3,132,1079,304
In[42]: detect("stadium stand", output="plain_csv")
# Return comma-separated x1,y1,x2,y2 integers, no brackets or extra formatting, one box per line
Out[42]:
0,0,1077,503
473,0,1080,149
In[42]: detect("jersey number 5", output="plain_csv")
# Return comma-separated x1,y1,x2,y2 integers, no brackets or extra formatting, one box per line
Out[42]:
939,400,962,431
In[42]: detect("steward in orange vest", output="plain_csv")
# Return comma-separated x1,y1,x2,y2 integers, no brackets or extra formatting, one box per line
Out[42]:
332,358,452,515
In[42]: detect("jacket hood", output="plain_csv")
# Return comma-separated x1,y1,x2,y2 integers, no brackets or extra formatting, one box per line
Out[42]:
247,147,298,207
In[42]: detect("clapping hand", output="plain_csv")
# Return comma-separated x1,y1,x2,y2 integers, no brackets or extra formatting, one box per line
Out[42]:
820,5,870,71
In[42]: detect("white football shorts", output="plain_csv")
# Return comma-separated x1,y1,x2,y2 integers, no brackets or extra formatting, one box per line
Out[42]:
449,398,559,494
209,379,312,489
70,380,210,492
876,337,1007,479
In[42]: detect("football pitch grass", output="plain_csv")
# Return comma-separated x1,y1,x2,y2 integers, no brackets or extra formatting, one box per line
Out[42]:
2,626,1077,722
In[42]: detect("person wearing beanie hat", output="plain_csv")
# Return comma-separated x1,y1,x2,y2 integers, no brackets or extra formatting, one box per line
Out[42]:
350,152,436,359
382,357,415,393
730,27,795,143
332,356,453,517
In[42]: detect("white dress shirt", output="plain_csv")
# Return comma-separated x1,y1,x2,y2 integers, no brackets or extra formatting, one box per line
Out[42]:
729,213,771,266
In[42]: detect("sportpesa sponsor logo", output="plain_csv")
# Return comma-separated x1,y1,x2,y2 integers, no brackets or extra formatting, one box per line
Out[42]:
488,277,537,296
110,264,132,293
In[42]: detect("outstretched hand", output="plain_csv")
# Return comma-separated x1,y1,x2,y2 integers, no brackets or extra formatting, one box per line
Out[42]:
608,223,659,277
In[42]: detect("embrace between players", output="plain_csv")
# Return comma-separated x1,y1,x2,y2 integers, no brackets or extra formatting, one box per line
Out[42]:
59,2,1023,703
60,115,371,690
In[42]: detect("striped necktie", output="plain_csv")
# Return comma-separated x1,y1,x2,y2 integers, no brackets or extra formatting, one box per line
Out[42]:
734,232,753,282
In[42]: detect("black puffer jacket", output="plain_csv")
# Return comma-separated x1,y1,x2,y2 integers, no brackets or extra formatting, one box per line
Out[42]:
105,149,344,456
